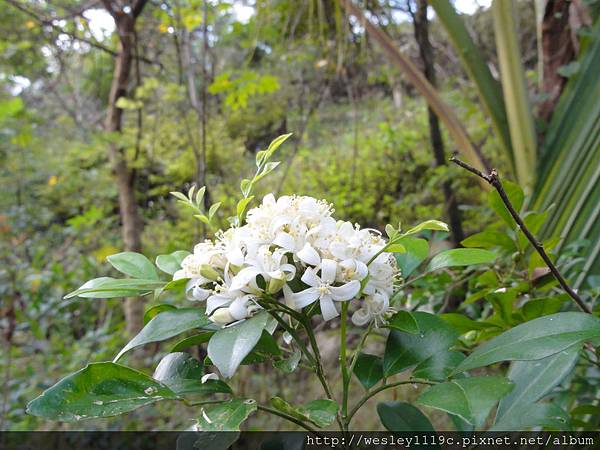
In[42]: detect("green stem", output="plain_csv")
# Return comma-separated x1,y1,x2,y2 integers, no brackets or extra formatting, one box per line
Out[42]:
257,404,321,434
340,302,349,428
301,313,344,431
261,305,316,366
348,321,374,377
347,379,435,424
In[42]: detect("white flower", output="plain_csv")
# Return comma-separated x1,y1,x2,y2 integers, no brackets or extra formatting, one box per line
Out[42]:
352,291,390,326
173,193,402,325
230,246,295,292
293,259,360,320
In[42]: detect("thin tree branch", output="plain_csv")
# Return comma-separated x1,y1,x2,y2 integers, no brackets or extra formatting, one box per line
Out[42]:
4,0,161,67
450,156,592,314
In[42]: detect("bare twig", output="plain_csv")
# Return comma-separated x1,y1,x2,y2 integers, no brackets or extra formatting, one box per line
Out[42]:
450,156,591,314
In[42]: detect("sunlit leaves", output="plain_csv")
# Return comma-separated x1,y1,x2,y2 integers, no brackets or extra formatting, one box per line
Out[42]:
384,312,459,377
64,277,165,299
490,403,570,431
155,250,190,275
405,219,449,235
394,237,429,278
496,346,579,422
114,308,212,362
418,376,513,427
353,353,384,389
454,313,600,373
153,353,231,397
386,310,419,334
207,311,269,378
426,248,496,272
196,398,257,431
107,252,159,280
270,397,338,428
27,363,178,422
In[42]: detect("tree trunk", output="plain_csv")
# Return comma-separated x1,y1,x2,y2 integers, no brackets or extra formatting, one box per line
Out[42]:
413,0,464,247
538,0,591,123
102,2,148,337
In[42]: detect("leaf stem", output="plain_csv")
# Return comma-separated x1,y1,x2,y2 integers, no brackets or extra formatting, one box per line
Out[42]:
450,156,591,314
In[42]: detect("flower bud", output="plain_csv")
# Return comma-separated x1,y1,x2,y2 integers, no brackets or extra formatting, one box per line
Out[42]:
267,276,286,294
199,264,220,281
209,307,234,325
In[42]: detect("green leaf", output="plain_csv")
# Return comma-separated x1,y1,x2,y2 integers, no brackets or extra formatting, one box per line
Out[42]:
171,332,213,352
107,252,159,280
488,180,524,227
64,277,165,299
207,311,269,378
386,311,419,334
384,312,459,377
273,349,301,373
154,352,203,381
454,312,600,373
153,353,231,397
417,376,514,427
377,401,435,431
154,277,188,300
208,202,221,219
196,398,257,431
386,243,406,253
353,353,384,390
236,195,254,218
516,211,549,249
440,313,500,334
394,237,429,277
26,362,178,421
301,399,338,428
240,179,252,197
412,351,466,382
427,249,497,272
115,308,212,362
170,191,188,202
405,219,449,235
155,251,190,275
194,186,206,207
520,296,565,321
490,403,570,431
242,331,282,364
461,230,516,252
496,345,580,421
270,397,337,428
144,304,177,325
265,133,292,158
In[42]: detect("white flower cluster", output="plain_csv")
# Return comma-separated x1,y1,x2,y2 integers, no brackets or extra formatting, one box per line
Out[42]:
174,194,399,326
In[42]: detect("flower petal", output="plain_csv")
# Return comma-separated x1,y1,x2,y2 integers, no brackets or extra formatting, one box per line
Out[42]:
297,242,321,266
206,294,231,315
226,247,245,266
229,295,251,320
300,267,321,287
293,287,320,308
273,232,295,251
320,295,339,321
320,259,337,284
230,266,261,291
352,308,371,326
330,280,360,301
